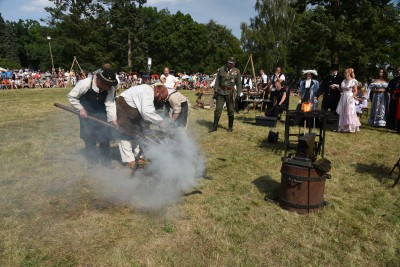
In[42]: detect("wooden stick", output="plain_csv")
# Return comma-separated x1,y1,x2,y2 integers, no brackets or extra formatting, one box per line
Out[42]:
74,56,84,73
243,55,251,76
250,54,258,95
55,102,165,146
54,102,136,138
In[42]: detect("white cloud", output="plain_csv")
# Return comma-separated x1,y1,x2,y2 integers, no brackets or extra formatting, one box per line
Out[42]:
20,0,53,13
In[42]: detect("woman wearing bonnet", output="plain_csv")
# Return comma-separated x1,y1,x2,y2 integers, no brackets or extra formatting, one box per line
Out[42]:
336,68,361,132
299,69,320,111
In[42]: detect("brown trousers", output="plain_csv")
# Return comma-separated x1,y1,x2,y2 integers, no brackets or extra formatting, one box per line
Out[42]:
116,96,144,135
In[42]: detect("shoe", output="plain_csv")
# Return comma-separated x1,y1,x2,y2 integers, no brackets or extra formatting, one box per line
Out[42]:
209,115,220,132
126,161,136,169
138,158,150,166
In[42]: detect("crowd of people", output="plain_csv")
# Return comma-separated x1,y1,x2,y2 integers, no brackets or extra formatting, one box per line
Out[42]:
3,60,399,136
0,68,86,89
234,64,400,134
0,66,216,92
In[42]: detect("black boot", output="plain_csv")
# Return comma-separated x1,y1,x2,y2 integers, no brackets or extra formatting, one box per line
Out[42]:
228,115,234,132
209,115,220,132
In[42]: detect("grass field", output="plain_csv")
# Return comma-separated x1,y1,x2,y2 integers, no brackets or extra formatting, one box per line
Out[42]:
0,88,399,266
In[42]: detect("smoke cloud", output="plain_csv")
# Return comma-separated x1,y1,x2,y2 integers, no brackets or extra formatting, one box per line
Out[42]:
88,129,205,210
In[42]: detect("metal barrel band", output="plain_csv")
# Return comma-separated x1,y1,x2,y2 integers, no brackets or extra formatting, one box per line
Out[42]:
279,198,325,209
280,170,330,182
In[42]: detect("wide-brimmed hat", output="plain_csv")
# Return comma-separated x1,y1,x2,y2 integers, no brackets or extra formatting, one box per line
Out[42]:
96,69,118,86
302,69,318,76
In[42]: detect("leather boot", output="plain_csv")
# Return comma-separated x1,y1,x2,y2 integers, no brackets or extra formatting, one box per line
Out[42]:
228,115,234,132
209,115,220,132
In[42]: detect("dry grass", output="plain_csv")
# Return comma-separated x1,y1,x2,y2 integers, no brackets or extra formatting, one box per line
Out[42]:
0,88,399,266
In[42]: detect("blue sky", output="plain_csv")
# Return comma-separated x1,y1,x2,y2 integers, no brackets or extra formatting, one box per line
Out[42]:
0,0,258,38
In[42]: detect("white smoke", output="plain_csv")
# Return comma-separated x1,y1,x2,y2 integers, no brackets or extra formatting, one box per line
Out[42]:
88,129,205,210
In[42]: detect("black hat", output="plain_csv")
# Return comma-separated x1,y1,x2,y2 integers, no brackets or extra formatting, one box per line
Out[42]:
96,69,118,86
330,63,339,70
227,57,236,64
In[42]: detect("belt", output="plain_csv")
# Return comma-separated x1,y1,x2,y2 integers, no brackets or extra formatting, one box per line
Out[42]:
220,85,234,90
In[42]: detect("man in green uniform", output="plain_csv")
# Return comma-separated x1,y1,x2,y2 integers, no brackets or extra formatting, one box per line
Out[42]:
210,57,242,132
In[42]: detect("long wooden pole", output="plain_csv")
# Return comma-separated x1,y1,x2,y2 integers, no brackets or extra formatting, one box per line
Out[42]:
250,55,258,94
243,55,251,76
74,56,83,73
54,102,160,145
54,102,135,137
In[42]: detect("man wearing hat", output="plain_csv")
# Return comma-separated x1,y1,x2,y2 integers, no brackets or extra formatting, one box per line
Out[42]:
68,68,118,167
210,57,242,132
115,82,167,169
316,63,344,112
299,69,320,111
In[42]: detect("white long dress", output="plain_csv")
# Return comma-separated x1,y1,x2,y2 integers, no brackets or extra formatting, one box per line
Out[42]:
336,79,361,132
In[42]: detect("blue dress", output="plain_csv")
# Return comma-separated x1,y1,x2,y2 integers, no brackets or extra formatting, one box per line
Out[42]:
368,82,389,127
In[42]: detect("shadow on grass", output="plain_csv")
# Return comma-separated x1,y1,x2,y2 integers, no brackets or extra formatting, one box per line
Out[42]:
355,162,395,184
196,119,213,129
195,119,229,131
360,123,398,134
258,138,285,156
252,175,280,203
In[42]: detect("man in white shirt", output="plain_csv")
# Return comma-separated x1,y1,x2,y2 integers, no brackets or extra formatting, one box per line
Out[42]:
160,67,179,89
116,83,167,169
68,69,118,167
242,73,253,90
260,69,270,109
270,67,286,105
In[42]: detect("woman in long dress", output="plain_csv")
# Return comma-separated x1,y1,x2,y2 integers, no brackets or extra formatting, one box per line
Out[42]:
386,67,400,133
336,68,361,132
368,69,389,127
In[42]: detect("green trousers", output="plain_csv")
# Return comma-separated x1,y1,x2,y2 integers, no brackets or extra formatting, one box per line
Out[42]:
215,94,234,118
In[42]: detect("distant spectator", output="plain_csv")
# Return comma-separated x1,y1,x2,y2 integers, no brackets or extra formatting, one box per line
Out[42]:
270,67,285,105
265,81,287,119
355,83,368,115
160,67,179,89
242,73,253,91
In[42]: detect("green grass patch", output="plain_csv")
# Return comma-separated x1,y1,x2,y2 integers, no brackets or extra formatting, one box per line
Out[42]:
0,88,399,266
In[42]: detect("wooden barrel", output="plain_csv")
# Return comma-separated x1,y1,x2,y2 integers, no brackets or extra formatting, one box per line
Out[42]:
279,157,330,214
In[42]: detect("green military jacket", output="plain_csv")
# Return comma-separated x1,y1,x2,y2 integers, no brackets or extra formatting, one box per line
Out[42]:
214,65,242,96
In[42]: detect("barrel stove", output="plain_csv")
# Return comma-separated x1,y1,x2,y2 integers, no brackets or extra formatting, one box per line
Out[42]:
279,134,331,214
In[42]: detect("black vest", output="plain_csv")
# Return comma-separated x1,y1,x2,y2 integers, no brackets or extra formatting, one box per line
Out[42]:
79,78,108,114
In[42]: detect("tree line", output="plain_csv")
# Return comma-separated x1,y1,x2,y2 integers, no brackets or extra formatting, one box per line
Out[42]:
1,0,399,80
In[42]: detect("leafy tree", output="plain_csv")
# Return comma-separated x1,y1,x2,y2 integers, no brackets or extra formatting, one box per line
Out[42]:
0,13,20,68
141,7,243,75
11,20,52,70
102,0,147,72
240,0,298,74
44,0,111,71
290,0,400,79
